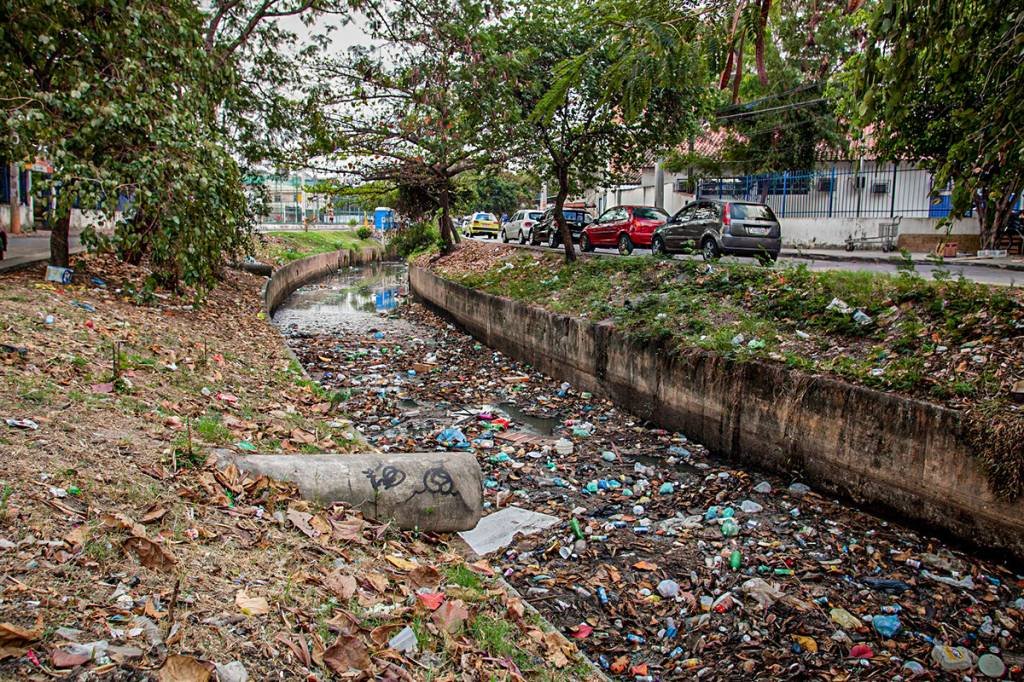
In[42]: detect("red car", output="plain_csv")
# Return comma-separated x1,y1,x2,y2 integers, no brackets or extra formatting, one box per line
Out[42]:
579,205,669,255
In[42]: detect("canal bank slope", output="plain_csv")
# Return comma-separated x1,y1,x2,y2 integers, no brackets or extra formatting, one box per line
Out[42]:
409,254,1024,562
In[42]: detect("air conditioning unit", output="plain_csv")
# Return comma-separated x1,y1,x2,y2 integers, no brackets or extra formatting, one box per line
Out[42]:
817,177,834,192
849,176,866,190
871,181,889,194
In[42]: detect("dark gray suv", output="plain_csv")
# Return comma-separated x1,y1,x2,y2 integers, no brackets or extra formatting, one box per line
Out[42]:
651,199,781,263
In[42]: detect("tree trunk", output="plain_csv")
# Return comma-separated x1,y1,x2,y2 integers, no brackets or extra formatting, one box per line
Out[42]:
8,163,22,235
554,167,575,263
122,207,147,265
978,188,1018,250
439,185,454,252
50,210,71,267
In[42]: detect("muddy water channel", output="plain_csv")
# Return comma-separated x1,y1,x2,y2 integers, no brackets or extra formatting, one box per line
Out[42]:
275,262,1023,681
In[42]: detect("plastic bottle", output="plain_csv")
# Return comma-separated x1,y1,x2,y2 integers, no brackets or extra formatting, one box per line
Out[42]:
570,518,584,540
729,550,742,570
720,518,739,537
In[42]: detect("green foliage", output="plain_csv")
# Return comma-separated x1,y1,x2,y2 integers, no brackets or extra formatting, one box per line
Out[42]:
857,0,1024,247
305,0,513,250
391,221,441,259
356,226,373,240
0,0,261,290
496,0,713,261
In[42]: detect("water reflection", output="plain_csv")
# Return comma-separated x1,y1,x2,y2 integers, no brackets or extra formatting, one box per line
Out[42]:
273,262,407,331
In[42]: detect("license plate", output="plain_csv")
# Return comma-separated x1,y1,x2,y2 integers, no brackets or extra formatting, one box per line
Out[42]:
748,227,770,236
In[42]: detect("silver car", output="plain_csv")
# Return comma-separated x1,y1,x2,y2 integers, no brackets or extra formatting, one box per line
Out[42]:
652,199,781,263
500,209,545,244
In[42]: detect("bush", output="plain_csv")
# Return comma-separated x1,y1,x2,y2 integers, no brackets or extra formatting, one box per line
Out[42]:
390,220,440,258
356,225,373,240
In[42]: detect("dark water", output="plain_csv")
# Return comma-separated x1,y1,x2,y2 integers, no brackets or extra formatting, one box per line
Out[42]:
272,262,408,333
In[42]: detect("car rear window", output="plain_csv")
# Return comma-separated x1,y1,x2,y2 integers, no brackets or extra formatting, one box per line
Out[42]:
475,213,495,220
633,207,669,220
528,211,543,220
564,210,590,223
730,203,777,221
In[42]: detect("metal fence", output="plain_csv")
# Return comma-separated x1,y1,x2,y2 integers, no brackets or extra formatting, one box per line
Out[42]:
695,165,960,219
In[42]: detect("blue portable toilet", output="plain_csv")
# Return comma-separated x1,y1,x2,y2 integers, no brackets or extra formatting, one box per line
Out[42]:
374,207,395,231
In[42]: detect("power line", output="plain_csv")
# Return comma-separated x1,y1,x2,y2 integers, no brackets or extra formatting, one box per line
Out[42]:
715,97,828,121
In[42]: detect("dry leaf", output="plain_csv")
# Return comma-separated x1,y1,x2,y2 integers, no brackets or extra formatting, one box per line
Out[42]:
274,632,311,667
407,565,441,590
0,621,41,661
158,654,212,681
123,536,176,572
235,589,270,616
432,599,469,633
287,508,320,539
416,592,445,610
141,504,169,524
324,571,358,600
332,517,366,544
323,635,370,673
385,555,418,571
632,561,658,571
363,572,390,593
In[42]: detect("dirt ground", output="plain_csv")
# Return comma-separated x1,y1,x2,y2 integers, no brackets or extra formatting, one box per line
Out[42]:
0,254,592,681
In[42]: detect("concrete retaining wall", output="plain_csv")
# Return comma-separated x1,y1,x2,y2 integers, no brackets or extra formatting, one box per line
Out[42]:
263,245,384,314
409,265,1024,562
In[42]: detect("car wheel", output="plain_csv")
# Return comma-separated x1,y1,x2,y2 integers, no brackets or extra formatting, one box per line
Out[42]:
500,229,508,243
617,234,634,256
580,233,593,252
519,229,526,245
701,238,721,261
651,236,667,256
548,232,559,249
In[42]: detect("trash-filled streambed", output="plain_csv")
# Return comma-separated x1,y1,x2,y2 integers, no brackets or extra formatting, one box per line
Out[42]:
276,262,1024,680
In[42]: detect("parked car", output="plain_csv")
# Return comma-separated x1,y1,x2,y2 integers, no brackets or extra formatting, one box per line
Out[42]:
579,205,669,255
529,207,595,247
650,199,781,262
463,212,500,238
500,209,545,244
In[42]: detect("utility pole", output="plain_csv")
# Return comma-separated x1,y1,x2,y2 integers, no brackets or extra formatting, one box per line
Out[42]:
539,182,547,209
8,163,21,234
654,159,665,209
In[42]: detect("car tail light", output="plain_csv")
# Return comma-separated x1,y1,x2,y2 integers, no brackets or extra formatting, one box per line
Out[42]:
525,221,534,227
722,203,731,227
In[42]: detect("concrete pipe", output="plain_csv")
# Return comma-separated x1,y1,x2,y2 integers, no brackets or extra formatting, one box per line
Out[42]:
215,450,483,532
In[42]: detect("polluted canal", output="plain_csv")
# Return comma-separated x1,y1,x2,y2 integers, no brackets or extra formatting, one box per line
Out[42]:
275,261,1023,680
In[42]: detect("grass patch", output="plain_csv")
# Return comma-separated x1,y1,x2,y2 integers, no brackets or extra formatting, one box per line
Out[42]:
444,563,482,590
262,230,378,264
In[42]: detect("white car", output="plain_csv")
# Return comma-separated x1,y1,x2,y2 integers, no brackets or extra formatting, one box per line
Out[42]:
500,209,545,244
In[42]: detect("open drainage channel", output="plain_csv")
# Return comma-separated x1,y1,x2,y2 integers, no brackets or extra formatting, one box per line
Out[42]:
275,262,1023,681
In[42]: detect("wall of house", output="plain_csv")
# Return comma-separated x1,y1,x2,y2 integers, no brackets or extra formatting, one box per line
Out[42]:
783,216,979,250
0,205,34,231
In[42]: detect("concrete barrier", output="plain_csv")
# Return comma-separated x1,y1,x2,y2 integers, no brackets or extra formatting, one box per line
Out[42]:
263,245,385,315
409,265,1024,561
216,450,483,532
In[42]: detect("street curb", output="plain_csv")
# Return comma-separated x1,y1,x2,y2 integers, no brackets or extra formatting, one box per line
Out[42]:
782,249,1024,272
490,240,1024,276
0,245,87,274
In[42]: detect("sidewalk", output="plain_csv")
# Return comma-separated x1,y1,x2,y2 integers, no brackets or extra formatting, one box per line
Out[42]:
781,247,1024,272
0,231,85,273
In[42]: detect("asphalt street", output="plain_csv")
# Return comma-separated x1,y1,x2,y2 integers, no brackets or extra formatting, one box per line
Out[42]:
466,234,1022,287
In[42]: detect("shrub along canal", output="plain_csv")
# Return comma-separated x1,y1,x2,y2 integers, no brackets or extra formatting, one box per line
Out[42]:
273,261,1023,680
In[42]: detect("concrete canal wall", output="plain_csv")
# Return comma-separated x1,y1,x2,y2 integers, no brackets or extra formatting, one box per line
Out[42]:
409,264,1024,562
263,245,385,315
